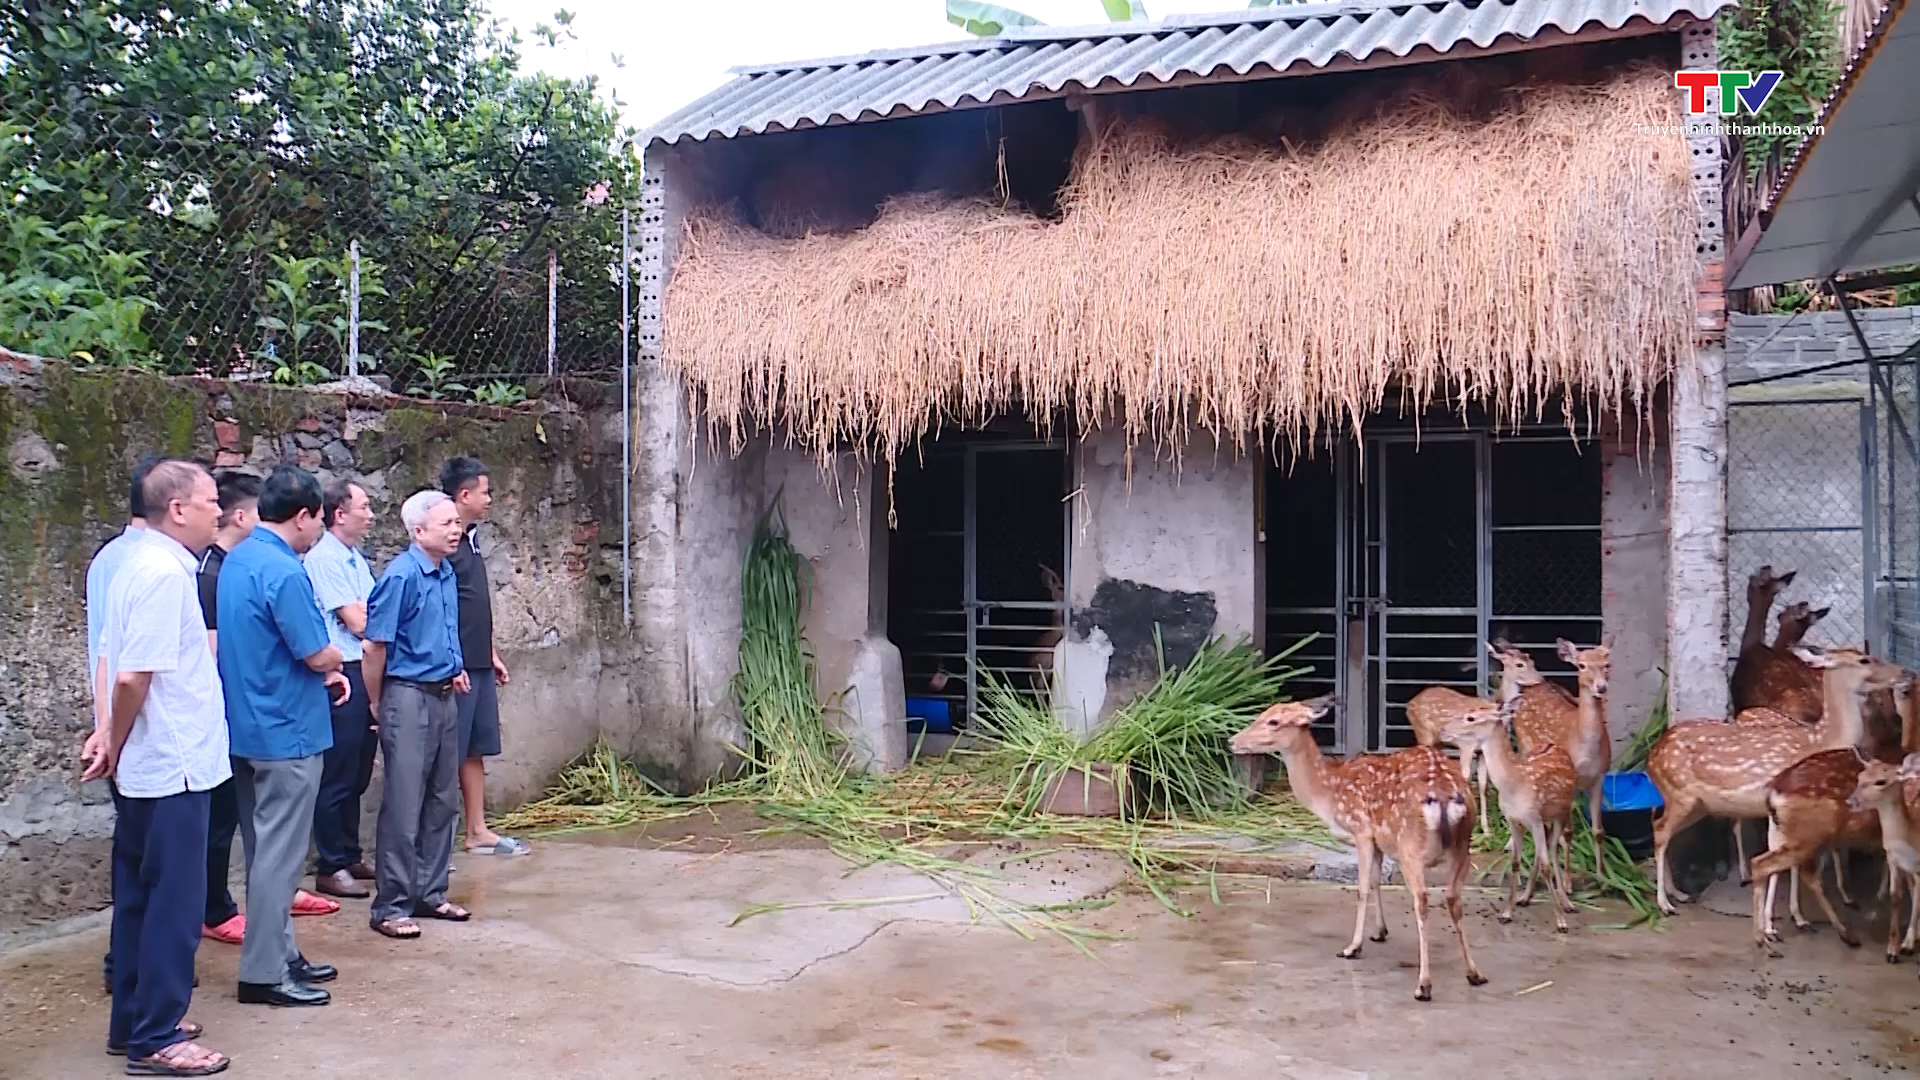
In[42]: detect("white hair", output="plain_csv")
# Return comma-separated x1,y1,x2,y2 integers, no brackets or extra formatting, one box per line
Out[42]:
401,489,451,531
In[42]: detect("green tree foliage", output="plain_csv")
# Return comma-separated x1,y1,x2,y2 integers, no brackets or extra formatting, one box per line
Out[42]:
1717,0,1838,177
1,0,638,385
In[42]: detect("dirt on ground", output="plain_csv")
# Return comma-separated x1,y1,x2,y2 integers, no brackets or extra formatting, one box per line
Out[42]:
5,834,1920,1079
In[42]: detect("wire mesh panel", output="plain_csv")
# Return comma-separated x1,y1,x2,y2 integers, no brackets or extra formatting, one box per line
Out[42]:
2,4,637,395
1726,397,1869,653
1875,360,1920,667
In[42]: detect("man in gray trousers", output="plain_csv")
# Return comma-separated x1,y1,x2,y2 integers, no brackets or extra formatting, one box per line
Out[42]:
363,489,473,939
216,464,349,1006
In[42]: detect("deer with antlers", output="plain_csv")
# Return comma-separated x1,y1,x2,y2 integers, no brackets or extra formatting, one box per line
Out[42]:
1443,698,1579,932
1650,646,1902,917
1229,695,1486,1002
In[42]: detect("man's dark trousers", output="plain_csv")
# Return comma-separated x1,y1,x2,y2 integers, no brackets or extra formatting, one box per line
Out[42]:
314,661,375,876
109,788,209,1061
205,777,239,926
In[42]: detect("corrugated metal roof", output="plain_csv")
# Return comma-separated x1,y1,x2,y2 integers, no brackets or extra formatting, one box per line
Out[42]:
645,0,1731,148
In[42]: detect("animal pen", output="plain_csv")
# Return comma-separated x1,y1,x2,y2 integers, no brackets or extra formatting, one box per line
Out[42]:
636,0,1738,768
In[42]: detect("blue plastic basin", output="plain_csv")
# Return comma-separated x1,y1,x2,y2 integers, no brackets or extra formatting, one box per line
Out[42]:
1603,771,1664,812
905,696,953,735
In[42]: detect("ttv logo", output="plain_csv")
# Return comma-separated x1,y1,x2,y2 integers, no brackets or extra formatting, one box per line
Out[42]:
1675,71,1785,115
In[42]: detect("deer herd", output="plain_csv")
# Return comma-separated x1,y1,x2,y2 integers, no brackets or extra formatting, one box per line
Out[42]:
1228,564,1920,1001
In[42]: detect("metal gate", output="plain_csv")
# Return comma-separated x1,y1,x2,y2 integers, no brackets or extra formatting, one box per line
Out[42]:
890,438,1072,726
1264,424,1602,755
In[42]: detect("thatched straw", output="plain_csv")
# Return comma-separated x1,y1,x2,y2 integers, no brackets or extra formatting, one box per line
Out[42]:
663,68,1695,468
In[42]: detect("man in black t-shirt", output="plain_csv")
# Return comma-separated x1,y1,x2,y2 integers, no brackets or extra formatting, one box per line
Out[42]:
195,470,262,944
440,457,529,858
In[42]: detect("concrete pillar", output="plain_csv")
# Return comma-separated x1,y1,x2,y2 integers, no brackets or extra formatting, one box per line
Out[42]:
1667,19,1732,722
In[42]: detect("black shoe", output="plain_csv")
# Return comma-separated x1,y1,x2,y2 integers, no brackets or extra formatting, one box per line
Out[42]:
237,979,330,1007
288,955,337,984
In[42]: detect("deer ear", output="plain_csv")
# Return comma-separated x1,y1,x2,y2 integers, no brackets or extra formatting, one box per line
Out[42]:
1556,638,1577,662
1303,694,1335,720
1854,745,1872,766
1491,637,1513,652
1778,570,1797,587
1901,753,1920,780
1811,606,1831,620
1601,633,1615,651
1793,646,1832,668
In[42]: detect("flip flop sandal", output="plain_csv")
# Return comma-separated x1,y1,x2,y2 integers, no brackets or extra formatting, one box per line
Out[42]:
200,915,245,944
413,902,471,922
370,917,421,939
124,1040,228,1076
108,1022,203,1056
290,890,340,916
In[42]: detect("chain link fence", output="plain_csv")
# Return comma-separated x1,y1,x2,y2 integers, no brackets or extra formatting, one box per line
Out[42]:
2,2,638,402
1727,308,1920,662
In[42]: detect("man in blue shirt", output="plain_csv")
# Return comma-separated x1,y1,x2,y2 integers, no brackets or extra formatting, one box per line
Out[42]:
363,488,471,939
305,478,379,899
216,464,348,1007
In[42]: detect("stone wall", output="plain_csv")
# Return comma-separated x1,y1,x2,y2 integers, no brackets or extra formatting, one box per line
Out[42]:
0,362,625,932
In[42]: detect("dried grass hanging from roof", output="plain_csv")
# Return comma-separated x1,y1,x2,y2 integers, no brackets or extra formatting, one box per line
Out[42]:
662,68,1695,468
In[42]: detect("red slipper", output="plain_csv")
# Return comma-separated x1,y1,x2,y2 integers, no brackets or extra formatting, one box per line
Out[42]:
291,890,340,917
201,915,245,945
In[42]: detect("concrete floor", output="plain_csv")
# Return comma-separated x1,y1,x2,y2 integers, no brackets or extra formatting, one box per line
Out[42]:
5,829,1920,1079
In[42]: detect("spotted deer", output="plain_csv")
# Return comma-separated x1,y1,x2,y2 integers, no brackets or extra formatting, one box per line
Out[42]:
1406,686,1493,833
1733,600,1831,726
1229,695,1486,1001
1027,564,1066,688
1849,755,1920,967
1442,698,1578,932
1731,566,1802,716
1649,646,1902,916
1492,639,1611,854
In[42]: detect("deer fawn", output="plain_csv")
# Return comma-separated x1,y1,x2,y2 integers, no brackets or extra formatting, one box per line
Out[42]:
1731,566,1801,717
1492,639,1611,855
1650,646,1901,917
1442,698,1578,931
1229,695,1486,1002
1849,755,1920,967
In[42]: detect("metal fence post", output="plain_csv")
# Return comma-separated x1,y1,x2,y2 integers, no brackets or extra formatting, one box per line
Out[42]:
621,208,633,628
547,249,557,379
348,239,361,379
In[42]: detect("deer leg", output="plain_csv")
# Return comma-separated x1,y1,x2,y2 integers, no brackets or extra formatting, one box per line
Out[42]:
1406,860,1435,1002
1519,823,1542,908
1832,848,1857,909
1475,752,1489,836
1896,868,1912,953
1654,796,1706,915
1531,821,1567,933
1498,831,1519,924
1799,855,1860,948
1888,870,1906,964
1735,821,1751,886
1557,824,1577,914
1340,837,1377,960
1788,864,1809,932
1587,781,1607,867
1369,848,1389,943
1446,844,1487,988
1751,844,1804,957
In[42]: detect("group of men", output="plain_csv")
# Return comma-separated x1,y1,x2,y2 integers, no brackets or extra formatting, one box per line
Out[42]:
81,454,528,1076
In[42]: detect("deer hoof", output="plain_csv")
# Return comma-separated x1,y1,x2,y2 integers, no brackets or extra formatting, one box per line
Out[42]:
1555,922,1569,934
1496,912,1514,925
1414,983,1432,1003
1515,897,1532,909
1793,919,1814,933
1369,929,1389,943
1765,929,1783,944
1840,930,1862,949
1466,971,1488,987
1889,951,1902,965
1337,946,1362,960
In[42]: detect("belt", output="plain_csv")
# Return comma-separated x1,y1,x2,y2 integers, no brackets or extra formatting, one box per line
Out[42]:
390,677,455,699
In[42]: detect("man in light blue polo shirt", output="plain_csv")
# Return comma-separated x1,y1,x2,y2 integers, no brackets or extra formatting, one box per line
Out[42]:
363,488,470,940
304,478,379,899
216,464,348,1008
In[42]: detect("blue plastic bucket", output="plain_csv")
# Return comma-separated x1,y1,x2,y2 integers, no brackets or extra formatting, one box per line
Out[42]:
904,696,953,735
1603,771,1664,812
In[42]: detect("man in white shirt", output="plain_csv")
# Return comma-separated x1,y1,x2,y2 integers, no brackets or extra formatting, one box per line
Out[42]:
83,460,233,1076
